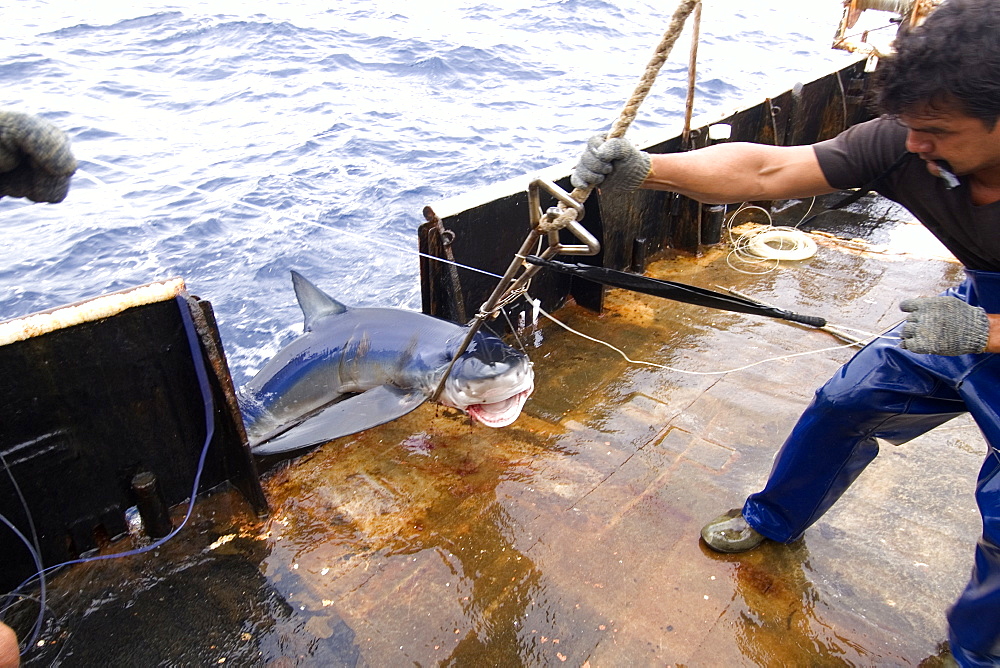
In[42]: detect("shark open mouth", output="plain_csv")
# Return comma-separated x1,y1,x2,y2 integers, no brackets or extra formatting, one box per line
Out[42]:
466,387,533,427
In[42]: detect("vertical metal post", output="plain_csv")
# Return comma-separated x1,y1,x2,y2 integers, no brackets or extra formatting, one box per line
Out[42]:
132,471,174,539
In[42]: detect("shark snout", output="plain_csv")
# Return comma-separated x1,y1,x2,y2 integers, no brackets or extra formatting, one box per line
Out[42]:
443,358,534,409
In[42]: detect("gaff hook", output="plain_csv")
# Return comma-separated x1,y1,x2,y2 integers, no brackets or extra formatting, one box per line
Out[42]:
432,0,701,402
430,178,598,402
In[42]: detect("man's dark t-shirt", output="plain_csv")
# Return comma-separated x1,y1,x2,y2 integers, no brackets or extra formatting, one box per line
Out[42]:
813,116,1000,271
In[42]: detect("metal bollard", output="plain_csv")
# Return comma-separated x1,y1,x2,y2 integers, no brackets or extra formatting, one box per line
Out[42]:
702,204,726,246
131,471,174,539
631,237,648,273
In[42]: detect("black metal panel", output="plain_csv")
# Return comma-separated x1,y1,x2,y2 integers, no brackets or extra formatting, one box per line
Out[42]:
191,298,270,516
0,296,267,595
418,60,875,319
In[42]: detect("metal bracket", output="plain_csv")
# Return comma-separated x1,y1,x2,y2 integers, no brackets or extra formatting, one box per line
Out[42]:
429,178,599,402
528,178,599,256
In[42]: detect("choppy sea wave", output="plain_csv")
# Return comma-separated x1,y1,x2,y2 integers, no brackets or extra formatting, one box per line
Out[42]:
0,0,859,385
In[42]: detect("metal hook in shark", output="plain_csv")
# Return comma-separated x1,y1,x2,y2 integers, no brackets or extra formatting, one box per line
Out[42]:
239,272,535,456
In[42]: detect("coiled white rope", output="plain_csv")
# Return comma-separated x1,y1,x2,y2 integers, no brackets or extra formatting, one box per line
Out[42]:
725,202,819,274
744,227,818,261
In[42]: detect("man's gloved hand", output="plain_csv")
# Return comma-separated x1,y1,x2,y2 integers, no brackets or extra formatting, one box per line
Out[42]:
571,133,652,193
899,296,990,355
0,110,76,203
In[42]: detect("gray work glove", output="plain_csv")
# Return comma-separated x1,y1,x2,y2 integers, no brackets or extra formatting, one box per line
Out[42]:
570,133,652,193
0,110,77,203
899,296,990,355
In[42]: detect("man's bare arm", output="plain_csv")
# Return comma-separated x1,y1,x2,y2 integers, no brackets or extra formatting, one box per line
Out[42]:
640,142,838,204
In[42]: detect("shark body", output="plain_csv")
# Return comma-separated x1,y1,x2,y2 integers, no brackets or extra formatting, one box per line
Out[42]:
241,272,534,455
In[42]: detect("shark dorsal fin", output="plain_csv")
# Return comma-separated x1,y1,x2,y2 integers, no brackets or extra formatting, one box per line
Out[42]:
291,271,348,331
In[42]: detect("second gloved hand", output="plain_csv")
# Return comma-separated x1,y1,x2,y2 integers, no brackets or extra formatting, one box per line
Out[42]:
0,110,77,203
899,296,990,355
570,134,651,193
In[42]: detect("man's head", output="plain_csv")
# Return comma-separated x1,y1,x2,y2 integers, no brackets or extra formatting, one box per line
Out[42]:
875,0,1000,181
875,0,1000,129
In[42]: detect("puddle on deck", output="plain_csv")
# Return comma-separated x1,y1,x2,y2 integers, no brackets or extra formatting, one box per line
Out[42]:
7,195,980,667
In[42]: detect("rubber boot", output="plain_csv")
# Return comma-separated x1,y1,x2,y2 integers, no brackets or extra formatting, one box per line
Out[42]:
701,508,766,553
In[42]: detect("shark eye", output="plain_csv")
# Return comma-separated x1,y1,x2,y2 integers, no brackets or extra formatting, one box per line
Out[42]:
468,334,518,364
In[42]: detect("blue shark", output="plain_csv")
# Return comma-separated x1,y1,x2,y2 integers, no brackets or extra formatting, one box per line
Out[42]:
240,272,535,455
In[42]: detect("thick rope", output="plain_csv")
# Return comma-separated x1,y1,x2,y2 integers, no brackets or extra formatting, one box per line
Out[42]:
434,0,701,400
541,0,700,233
607,0,701,141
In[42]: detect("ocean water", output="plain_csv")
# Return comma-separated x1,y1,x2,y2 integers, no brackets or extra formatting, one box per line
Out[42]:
0,0,861,386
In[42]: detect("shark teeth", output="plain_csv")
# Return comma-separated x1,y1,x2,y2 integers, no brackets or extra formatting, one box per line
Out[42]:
466,387,533,427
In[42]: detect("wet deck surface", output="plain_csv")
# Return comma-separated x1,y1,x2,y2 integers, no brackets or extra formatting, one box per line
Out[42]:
14,195,983,666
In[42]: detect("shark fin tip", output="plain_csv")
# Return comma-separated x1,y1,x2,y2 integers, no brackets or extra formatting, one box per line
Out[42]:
290,271,348,331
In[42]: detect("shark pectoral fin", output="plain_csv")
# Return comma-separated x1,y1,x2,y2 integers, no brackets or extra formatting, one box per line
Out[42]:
250,386,427,456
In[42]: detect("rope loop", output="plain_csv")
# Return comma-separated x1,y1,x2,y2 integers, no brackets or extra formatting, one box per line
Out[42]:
536,206,577,234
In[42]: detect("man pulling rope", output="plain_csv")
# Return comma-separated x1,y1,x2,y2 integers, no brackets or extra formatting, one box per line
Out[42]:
570,1,1000,664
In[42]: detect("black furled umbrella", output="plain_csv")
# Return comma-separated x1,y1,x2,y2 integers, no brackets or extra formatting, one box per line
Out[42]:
525,255,827,328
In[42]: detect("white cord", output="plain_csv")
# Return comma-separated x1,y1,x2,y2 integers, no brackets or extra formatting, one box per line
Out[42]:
525,293,900,376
